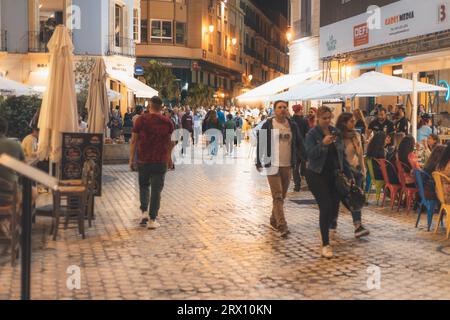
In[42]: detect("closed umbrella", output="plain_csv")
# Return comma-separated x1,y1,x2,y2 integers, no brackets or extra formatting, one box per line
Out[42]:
38,25,78,162
86,57,109,133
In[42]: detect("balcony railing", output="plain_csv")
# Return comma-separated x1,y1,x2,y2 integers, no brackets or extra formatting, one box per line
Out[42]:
0,30,6,51
28,30,53,52
28,30,72,53
106,35,136,58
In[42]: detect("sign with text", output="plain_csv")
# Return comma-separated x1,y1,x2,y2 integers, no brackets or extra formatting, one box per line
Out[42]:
320,0,450,58
61,133,103,196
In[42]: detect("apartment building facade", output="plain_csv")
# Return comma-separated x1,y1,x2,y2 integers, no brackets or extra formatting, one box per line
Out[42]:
0,0,145,113
320,0,450,113
136,0,289,105
240,0,289,89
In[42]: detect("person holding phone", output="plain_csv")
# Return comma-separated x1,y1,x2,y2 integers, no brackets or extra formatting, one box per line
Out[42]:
305,106,353,258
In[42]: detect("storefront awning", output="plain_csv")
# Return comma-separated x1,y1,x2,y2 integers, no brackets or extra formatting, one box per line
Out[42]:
107,70,158,98
403,49,450,74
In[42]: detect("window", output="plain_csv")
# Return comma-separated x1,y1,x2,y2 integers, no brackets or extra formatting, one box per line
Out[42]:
175,22,186,45
133,8,140,43
115,4,124,47
151,20,172,43
141,20,148,43
217,31,221,55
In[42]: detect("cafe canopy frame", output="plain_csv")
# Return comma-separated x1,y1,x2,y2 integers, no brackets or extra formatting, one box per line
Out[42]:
236,70,321,102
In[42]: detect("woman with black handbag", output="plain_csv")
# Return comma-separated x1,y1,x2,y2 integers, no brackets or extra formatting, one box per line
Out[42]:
336,113,370,239
305,106,353,258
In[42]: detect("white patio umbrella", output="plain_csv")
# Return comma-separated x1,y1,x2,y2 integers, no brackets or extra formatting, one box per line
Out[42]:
86,57,109,133
307,71,447,100
267,81,336,102
0,77,37,96
236,70,321,101
37,25,78,162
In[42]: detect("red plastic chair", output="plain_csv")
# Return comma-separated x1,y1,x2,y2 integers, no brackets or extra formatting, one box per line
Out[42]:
395,158,418,213
374,159,401,210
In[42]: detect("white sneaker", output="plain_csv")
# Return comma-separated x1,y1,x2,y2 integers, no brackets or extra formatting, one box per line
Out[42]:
147,219,160,229
321,245,333,258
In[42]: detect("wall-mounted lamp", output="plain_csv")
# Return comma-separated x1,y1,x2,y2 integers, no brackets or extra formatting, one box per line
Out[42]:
231,38,237,46
209,24,215,33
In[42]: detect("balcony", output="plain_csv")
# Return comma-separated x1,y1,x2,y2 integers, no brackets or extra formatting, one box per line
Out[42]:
28,30,53,53
0,30,6,51
28,30,72,53
106,35,136,58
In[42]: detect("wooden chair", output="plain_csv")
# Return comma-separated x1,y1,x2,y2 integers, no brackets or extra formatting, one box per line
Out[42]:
0,181,20,266
433,172,450,239
374,159,401,210
51,160,95,240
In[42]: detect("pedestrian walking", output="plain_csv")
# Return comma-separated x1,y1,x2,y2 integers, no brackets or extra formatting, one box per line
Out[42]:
256,100,306,238
305,106,353,258
291,104,310,192
203,110,222,157
336,113,370,238
129,96,175,229
224,114,236,156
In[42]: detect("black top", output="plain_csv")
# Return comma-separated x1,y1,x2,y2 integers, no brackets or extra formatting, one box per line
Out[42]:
368,119,395,134
355,119,366,135
292,115,310,139
323,142,339,175
394,117,409,134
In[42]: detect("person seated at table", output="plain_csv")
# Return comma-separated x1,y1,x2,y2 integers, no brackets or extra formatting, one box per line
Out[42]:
21,127,39,159
0,117,27,236
366,131,387,181
397,135,421,187
423,144,446,196
417,115,433,144
437,142,450,204
422,134,439,160
368,107,395,139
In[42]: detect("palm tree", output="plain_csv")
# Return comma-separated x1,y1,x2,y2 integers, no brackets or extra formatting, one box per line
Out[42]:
143,60,178,101
187,83,215,107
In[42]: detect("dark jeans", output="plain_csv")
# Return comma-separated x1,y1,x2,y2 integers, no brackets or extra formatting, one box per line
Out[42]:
306,169,340,246
138,163,167,220
293,159,306,188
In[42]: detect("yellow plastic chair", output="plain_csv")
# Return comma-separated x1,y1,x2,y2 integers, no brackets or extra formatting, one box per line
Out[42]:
365,157,385,205
433,172,450,239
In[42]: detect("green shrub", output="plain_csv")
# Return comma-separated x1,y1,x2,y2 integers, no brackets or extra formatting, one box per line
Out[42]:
0,95,42,139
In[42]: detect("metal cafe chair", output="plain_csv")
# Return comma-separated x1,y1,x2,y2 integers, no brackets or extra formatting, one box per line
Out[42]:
365,157,385,205
395,159,418,213
433,172,450,239
374,159,401,210
414,169,438,231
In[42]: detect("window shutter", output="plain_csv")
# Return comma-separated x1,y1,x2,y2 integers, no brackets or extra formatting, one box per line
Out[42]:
109,0,115,50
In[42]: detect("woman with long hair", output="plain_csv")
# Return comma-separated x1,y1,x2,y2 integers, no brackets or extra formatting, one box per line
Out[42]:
397,135,421,187
366,131,387,181
336,113,370,238
305,106,353,258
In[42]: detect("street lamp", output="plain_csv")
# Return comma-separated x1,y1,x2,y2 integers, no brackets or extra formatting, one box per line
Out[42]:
231,38,237,46
209,24,215,33
286,31,292,42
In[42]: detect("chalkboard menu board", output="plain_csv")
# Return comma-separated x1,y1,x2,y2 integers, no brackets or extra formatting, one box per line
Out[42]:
61,133,103,196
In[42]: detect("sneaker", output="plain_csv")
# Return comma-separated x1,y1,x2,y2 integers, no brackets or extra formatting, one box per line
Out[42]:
321,245,333,258
279,226,290,238
355,225,370,238
147,219,160,230
139,212,148,227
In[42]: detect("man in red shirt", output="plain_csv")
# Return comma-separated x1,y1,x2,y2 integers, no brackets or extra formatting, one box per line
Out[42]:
129,96,175,229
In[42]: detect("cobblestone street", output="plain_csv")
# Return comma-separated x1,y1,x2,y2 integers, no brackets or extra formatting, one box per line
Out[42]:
1,144,450,300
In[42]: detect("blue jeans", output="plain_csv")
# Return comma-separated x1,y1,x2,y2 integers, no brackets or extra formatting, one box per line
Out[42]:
138,163,167,220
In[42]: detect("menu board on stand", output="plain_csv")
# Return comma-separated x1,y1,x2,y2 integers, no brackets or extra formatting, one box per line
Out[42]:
61,133,104,196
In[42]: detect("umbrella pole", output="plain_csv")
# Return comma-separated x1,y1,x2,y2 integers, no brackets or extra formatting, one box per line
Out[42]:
412,72,418,141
